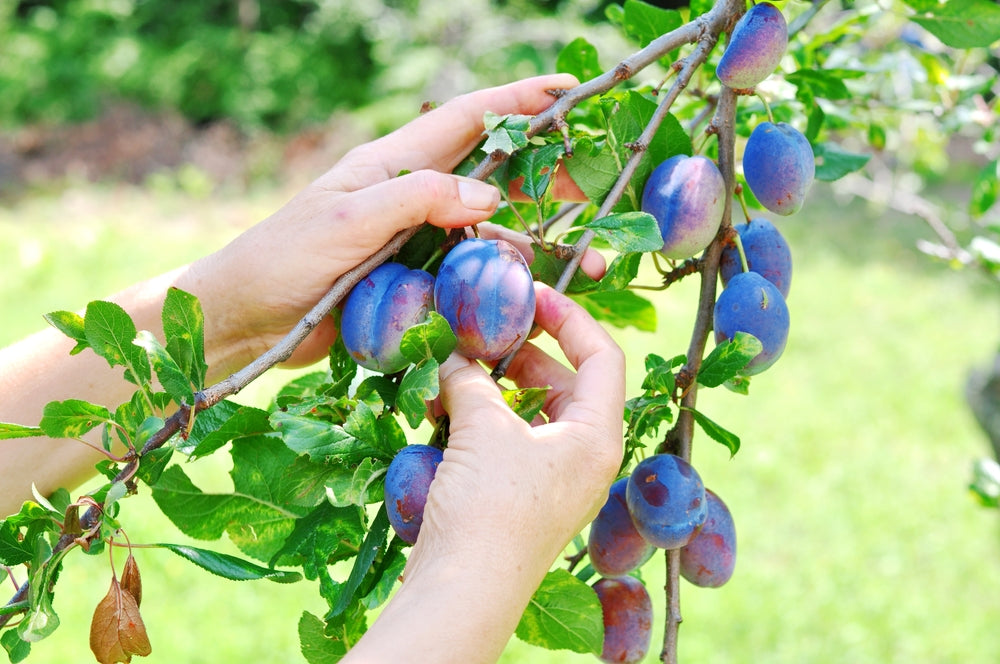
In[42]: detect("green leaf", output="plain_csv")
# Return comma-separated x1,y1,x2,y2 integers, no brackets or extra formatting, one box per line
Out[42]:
698,332,764,388
325,458,388,507
529,245,600,294
556,37,601,82
625,392,675,441
565,136,620,206
151,438,310,561
0,520,34,566
0,423,44,440
269,500,366,572
503,387,550,423
135,445,173,486
84,300,151,386
38,400,111,438
343,401,406,459
400,312,457,365
299,608,367,664
971,160,999,218
396,359,440,429
573,290,656,331
812,142,870,181
174,399,241,455
190,405,274,459
597,252,644,292
162,287,207,390
970,457,1000,508
509,143,566,203
584,212,663,253
157,543,302,583
641,353,686,394
42,310,88,355
134,330,194,405
327,504,390,619
270,410,381,463
515,569,603,655
683,407,741,456
1,629,30,663
482,112,531,155
786,69,852,101
906,0,1000,48
623,0,683,48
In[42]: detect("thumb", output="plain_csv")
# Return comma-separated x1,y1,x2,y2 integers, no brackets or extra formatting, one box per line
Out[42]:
338,171,500,238
438,353,513,429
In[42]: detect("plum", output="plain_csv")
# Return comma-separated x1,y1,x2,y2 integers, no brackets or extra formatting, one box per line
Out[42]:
433,238,535,361
626,454,707,550
713,270,789,375
589,478,656,578
641,155,726,260
680,489,737,588
384,444,443,544
593,576,653,664
340,262,435,373
743,122,815,216
716,2,788,89
719,217,793,299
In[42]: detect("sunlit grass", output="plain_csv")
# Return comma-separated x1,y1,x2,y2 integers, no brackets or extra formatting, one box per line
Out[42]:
2,183,999,663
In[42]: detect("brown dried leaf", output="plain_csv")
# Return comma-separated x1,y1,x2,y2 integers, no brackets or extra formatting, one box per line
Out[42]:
120,554,142,608
90,576,152,664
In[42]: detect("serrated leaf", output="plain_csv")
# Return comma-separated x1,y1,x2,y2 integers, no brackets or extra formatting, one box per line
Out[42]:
584,212,662,253
89,576,151,664
325,458,387,507
270,411,379,463
190,405,274,459
565,136,621,206
573,290,656,331
396,359,440,429
529,245,600,294
0,423,44,440
698,332,764,388
509,143,566,203
299,608,367,664
84,301,150,387
625,392,675,441
1,629,30,663
327,504,390,619
39,400,111,438
134,330,194,405
360,541,407,610
43,310,88,355
400,312,457,365
503,387,550,423
641,353,686,393
813,142,870,181
482,112,531,155
683,407,741,456
162,287,207,390
0,520,34,566
597,252,643,292
907,0,1000,48
158,543,302,582
786,69,852,101
515,569,603,655
557,37,601,82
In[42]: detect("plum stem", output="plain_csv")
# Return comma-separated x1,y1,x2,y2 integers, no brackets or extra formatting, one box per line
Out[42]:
757,92,775,124
733,233,750,273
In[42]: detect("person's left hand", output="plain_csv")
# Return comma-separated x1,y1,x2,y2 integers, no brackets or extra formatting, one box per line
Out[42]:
179,74,598,378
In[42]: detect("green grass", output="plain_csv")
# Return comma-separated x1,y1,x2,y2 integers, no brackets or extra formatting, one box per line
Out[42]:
2,182,999,664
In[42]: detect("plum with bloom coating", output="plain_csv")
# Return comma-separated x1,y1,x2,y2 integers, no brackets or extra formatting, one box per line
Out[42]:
384,445,443,544
716,2,788,89
626,453,707,550
680,489,737,587
641,155,726,260
593,576,653,664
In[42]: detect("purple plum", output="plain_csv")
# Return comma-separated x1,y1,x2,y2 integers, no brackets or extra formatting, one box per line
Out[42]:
641,155,726,260
589,478,656,578
713,270,789,375
433,238,535,361
593,576,653,664
384,444,443,544
340,262,435,373
743,122,815,216
720,217,793,299
626,454,707,550
716,2,788,89
680,489,737,588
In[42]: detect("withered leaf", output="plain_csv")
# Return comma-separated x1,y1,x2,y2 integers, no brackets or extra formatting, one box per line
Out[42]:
90,576,152,664
120,554,142,608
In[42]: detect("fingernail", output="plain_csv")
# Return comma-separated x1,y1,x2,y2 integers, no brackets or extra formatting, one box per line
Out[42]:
457,179,500,211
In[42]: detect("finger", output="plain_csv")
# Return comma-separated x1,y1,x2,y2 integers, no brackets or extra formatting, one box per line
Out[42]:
333,74,580,186
438,353,521,435
531,284,625,431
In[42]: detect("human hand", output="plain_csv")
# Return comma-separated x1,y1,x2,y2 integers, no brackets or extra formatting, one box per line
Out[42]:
346,284,624,664
179,74,599,378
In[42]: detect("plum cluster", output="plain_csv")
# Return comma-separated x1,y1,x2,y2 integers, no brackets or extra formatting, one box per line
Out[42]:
341,237,536,370
587,455,736,662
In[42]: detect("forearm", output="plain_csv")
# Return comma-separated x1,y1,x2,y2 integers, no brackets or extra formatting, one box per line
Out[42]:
0,262,241,515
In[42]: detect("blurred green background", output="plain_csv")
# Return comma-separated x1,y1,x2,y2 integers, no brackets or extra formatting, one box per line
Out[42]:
2,0,999,663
